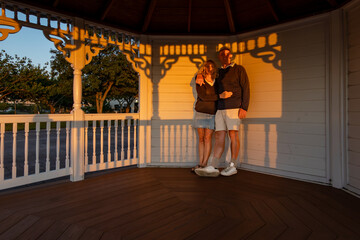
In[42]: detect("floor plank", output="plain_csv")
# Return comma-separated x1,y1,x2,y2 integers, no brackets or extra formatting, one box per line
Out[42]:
0,215,40,239
0,168,359,239
16,218,55,240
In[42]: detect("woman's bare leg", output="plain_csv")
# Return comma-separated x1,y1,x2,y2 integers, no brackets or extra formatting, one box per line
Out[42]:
202,128,214,166
197,128,205,166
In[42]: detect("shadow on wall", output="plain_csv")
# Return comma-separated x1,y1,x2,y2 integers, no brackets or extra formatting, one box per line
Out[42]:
140,24,328,183
140,34,283,165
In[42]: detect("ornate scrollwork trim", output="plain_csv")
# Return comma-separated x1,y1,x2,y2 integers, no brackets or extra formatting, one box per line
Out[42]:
42,28,75,61
0,10,22,41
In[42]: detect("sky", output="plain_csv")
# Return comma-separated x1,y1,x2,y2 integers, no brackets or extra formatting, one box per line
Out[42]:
0,26,54,70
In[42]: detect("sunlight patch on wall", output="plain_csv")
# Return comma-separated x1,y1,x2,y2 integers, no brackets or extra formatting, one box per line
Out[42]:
240,34,282,119
155,56,199,120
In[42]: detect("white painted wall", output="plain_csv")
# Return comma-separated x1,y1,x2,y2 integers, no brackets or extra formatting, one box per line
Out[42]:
238,22,328,183
142,12,350,186
345,1,360,194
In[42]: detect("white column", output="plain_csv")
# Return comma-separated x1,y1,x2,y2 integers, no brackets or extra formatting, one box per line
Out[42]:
137,69,152,167
329,9,346,188
70,18,86,181
70,67,85,181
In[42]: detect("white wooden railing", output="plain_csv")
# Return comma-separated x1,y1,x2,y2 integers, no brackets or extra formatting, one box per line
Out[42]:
84,113,138,172
0,113,139,190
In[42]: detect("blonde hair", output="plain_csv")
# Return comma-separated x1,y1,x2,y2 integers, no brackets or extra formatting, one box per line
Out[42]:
197,60,218,79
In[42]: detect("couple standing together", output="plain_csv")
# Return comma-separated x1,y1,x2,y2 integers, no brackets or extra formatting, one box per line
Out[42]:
193,46,250,177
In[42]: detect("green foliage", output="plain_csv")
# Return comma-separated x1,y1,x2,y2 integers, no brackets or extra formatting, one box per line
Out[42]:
48,50,74,112
1,45,139,114
82,45,139,113
0,102,9,111
0,50,52,113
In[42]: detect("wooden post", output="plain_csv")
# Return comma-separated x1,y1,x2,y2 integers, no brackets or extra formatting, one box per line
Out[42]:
70,18,86,182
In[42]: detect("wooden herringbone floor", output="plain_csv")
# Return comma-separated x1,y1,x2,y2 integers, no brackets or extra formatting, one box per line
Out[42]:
0,167,359,239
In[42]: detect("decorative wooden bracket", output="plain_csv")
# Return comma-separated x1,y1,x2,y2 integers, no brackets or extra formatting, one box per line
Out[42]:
0,8,21,41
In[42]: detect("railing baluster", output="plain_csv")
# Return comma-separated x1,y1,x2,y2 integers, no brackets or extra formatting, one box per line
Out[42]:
134,119,137,161
66,121,70,168
56,122,60,170
0,123,4,180
100,120,104,164
121,120,124,160
24,122,29,176
12,123,17,179
107,120,111,163
84,121,88,167
127,119,130,162
114,120,118,162
46,122,50,172
35,122,40,174
92,120,96,164
0,113,139,189
0,115,81,189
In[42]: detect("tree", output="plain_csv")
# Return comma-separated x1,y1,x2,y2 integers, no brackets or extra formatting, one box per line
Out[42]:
0,50,51,113
48,50,74,113
110,86,138,113
82,45,139,113
0,50,41,102
0,50,16,101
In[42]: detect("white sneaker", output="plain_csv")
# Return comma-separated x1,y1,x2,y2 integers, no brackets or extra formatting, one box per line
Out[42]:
220,162,237,176
195,166,220,177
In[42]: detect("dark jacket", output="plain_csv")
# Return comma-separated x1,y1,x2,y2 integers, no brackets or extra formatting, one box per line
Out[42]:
216,63,250,111
195,80,218,115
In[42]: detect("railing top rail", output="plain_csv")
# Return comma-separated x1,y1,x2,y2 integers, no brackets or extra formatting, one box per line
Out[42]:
0,113,140,123
0,114,72,123
84,113,139,121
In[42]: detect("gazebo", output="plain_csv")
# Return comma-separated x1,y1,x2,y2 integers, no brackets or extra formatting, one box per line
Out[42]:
0,0,359,193
1,0,360,238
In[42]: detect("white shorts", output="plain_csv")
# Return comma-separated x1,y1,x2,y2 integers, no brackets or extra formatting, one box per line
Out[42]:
215,109,241,131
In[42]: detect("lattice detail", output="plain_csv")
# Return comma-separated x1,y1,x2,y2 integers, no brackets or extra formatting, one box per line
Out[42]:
76,24,139,67
1,1,141,68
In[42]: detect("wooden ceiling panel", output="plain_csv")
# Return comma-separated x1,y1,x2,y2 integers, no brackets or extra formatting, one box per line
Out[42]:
232,0,278,32
190,6,229,34
274,0,333,19
104,0,148,31
57,0,104,18
9,0,352,35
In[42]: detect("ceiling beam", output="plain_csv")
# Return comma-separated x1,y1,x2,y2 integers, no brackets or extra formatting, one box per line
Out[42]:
100,0,115,21
188,0,192,33
223,0,235,33
142,0,157,33
266,0,280,22
52,0,61,7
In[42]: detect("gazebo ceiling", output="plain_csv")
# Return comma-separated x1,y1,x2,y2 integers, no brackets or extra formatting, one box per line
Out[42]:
10,0,351,35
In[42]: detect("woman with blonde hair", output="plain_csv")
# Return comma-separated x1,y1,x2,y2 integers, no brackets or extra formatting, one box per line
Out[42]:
192,60,232,171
